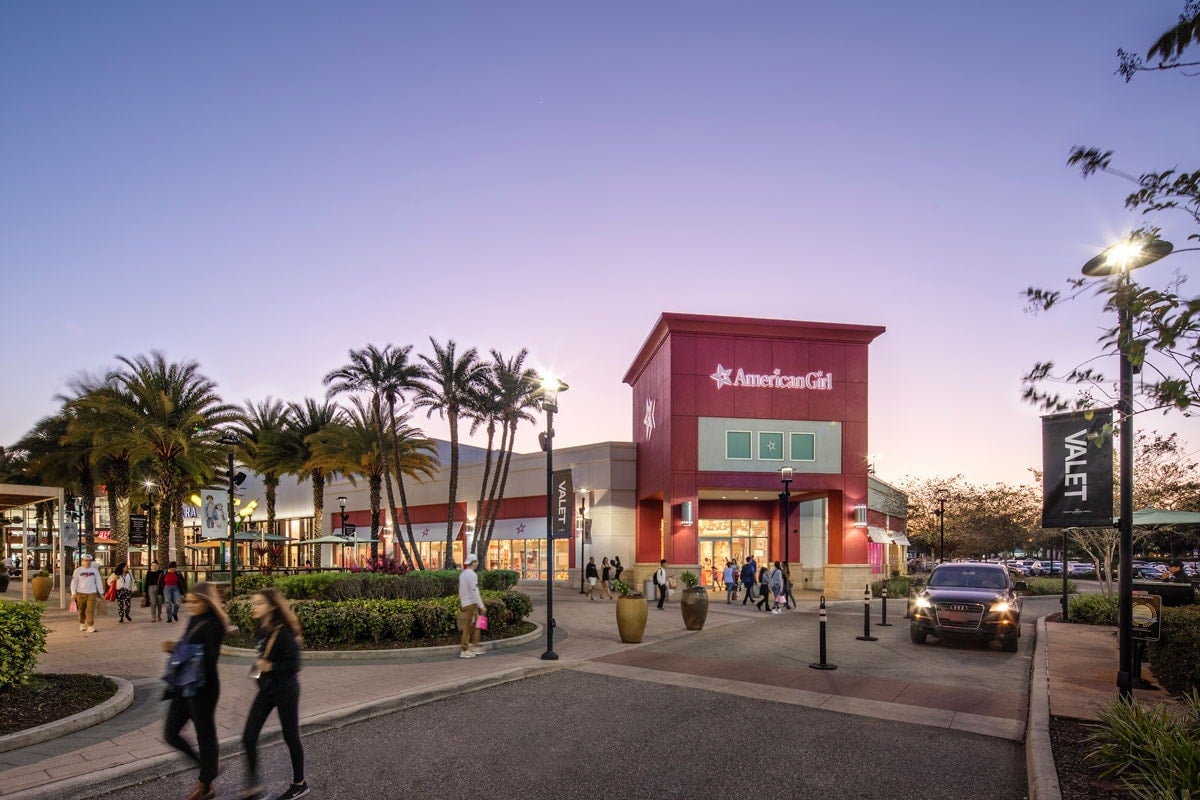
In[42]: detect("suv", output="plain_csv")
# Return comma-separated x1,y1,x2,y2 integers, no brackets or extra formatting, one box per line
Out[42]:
910,562,1026,652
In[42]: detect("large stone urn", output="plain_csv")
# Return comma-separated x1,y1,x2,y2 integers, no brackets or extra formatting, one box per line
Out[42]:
680,585,710,630
616,594,648,643
31,572,52,601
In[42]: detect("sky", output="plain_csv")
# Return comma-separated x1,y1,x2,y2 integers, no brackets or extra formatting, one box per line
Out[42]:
2,1,1197,488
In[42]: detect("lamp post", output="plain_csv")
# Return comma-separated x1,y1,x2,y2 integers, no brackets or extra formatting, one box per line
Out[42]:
218,431,240,597
934,488,949,564
538,374,568,661
338,496,348,569
779,467,793,568
145,480,156,570
1081,234,1173,700
578,491,588,594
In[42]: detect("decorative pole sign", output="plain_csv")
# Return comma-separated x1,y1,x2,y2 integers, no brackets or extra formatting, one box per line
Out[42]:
1041,408,1114,528
552,469,573,539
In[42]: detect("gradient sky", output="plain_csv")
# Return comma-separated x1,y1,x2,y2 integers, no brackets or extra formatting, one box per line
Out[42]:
2,2,1196,487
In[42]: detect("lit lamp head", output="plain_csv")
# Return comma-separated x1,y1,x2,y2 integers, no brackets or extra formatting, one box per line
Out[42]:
1082,236,1173,277
218,430,240,447
337,496,347,512
780,466,794,487
539,375,569,411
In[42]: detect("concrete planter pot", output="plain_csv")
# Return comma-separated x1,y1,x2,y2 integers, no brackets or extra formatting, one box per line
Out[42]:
616,595,648,643
31,574,52,601
0,574,9,593
680,586,709,630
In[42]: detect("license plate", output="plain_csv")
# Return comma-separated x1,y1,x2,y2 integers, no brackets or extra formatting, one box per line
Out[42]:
943,611,967,622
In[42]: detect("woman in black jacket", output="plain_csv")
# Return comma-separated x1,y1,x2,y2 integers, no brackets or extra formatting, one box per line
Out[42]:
755,565,772,612
239,588,307,800
161,581,227,800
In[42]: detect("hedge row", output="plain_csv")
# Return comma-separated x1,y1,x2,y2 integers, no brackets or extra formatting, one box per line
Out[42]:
232,569,519,600
1067,592,1118,625
226,589,533,648
0,601,48,690
1022,577,1077,596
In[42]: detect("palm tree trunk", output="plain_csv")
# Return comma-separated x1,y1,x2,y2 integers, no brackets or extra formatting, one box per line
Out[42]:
112,494,130,567
483,419,519,557
377,400,415,570
310,469,325,567
444,407,460,569
386,399,424,570
473,422,496,561
369,473,381,563
479,420,509,560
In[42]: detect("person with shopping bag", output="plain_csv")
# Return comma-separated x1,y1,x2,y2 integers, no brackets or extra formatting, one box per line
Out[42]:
456,554,486,659
70,553,105,633
107,562,135,623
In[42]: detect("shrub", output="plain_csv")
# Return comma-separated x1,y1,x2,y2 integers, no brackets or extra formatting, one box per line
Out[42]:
0,601,48,690
478,569,519,591
871,576,915,598
233,573,278,596
1022,577,1077,596
1087,690,1200,796
1148,605,1200,696
1068,592,1119,625
679,571,699,588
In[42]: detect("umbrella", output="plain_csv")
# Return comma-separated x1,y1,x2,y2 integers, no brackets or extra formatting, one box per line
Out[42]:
287,535,357,546
1128,507,1200,527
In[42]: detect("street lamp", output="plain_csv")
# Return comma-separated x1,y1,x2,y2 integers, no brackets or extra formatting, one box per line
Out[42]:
144,480,156,567
538,374,568,661
779,467,793,569
578,490,588,594
934,487,949,564
218,430,240,596
1082,234,1173,700
338,496,348,569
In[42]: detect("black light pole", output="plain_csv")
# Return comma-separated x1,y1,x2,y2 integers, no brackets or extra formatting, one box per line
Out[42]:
578,493,587,594
934,487,949,564
338,496,348,570
219,431,240,597
539,375,567,661
1082,235,1173,700
779,467,793,568
145,481,156,573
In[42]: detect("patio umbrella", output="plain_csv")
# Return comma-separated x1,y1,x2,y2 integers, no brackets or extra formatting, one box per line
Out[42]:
1129,507,1200,527
287,535,357,546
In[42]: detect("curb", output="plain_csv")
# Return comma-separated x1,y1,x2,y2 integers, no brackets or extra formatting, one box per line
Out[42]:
0,677,134,755
1026,616,1061,800
4,663,560,800
219,622,544,661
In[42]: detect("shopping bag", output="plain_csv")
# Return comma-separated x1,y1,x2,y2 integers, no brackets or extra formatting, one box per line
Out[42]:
69,599,78,613
475,615,488,631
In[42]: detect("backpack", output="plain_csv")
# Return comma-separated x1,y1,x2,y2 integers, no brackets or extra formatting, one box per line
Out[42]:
163,625,206,699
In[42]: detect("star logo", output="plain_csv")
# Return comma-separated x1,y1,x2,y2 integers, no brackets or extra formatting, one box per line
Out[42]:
765,440,777,452
516,523,526,535
710,364,733,389
643,398,655,440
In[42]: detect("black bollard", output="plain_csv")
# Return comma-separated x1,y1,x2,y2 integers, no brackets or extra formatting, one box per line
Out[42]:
856,583,878,641
878,585,892,626
809,595,838,670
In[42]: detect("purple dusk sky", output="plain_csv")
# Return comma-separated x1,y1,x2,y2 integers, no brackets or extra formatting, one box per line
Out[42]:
1,2,1196,487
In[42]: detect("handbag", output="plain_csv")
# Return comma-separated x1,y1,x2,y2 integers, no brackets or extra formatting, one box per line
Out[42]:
104,582,117,601
163,626,207,698
249,626,281,680
475,615,488,631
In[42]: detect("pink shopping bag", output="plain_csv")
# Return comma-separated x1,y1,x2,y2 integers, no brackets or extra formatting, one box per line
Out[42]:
475,615,488,630
70,599,78,613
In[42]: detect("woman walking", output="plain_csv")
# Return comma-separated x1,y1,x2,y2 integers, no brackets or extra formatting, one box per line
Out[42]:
755,565,772,612
782,562,797,609
612,556,624,583
723,561,738,603
239,588,308,800
160,561,187,623
144,560,164,622
600,557,614,599
161,582,227,800
768,561,786,614
108,562,135,623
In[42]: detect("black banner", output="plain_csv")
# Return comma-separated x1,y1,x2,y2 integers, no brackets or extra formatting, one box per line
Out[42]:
552,469,573,539
129,514,149,546
1041,409,1114,528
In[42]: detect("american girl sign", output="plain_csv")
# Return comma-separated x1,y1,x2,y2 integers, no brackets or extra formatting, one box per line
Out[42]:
709,364,833,391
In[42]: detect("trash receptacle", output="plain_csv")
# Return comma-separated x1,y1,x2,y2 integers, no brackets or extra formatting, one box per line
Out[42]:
643,579,655,599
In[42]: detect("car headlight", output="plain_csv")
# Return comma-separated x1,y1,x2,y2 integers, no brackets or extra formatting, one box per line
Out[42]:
914,596,932,609
990,600,1011,613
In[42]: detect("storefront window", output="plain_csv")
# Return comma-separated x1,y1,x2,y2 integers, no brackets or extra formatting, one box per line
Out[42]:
790,432,816,461
758,432,784,460
700,519,769,584
485,539,569,581
725,431,752,460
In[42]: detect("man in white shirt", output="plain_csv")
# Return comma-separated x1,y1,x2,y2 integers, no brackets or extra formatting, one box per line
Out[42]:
653,559,669,610
70,553,105,632
457,554,487,659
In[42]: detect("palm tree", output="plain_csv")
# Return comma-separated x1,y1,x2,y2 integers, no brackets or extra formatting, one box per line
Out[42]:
100,352,238,564
477,350,539,559
308,398,384,563
235,398,292,568
14,410,94,567
415,338,488,569
324,344,421,568
284,399,343,561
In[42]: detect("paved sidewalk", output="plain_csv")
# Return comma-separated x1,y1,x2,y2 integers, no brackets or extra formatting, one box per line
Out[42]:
0,586,1177,800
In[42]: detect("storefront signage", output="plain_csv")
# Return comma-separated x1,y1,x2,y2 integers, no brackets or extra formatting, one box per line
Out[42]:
552,468,573,539
1041,408,1114,528
1131,593,1161,641
710,364,833,391
129,514,149,546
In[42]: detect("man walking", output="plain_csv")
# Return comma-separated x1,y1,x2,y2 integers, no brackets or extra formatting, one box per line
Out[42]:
70,553,105,633
457,554,487,659
585,556,599,599
653,559,669,610
740,556,757,605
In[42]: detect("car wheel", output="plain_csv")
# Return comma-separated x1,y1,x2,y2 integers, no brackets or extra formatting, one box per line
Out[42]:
1001,636,1019,653
910,626,928,645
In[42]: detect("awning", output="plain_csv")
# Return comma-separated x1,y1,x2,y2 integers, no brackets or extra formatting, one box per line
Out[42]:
891,533,911,546
867,527,892,544
486,517,547,541
399,523,466,542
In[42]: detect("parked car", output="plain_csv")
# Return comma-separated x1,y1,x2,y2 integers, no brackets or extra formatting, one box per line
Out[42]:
909,562,1026,652
1067,563,1095,577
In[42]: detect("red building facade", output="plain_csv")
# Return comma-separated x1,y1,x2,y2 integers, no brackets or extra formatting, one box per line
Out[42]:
623,312,886,598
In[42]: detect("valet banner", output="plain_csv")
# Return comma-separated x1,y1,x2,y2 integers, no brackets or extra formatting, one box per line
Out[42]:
552,469,573,539
1041,409,1114,528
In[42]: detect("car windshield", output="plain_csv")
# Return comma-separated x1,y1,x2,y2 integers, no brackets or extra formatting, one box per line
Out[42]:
928,566,1008,590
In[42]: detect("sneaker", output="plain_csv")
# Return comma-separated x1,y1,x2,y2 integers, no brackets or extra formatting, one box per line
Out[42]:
87,626,95,633
468,644,485,654
458,651,476,659
79,624,86,631
274,782,309,800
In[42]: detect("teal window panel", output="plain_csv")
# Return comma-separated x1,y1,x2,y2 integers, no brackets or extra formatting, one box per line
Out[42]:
726,431,752,460
790,432,816,461
758,432,784,460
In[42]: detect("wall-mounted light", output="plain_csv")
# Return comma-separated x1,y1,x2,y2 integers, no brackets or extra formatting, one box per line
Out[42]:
854,504,868,527
681,500,694,526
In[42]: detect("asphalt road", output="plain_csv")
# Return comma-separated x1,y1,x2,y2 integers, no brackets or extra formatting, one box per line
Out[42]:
94,669,1024,800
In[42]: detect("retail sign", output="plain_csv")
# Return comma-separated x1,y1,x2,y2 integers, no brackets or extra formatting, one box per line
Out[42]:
1041,408,1114,528
552,468,573,539
709,364,833,391
1131,593,1161,641
129,514,149,546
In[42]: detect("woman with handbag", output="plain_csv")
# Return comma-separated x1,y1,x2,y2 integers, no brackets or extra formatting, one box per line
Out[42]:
107,562,135,623
161,582,227,800
239,588,308,800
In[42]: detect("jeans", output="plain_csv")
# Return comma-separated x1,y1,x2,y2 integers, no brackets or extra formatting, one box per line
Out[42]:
164,586,182,622
243,680,304,786
147,586,163,620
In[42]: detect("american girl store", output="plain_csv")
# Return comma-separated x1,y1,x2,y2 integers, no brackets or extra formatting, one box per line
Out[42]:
623,312,905,599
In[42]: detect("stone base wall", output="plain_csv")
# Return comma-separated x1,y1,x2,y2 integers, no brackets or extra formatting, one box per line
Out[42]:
822,563,872,600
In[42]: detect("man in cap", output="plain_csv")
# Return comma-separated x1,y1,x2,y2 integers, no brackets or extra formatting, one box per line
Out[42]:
70,553,105,633
457,553,487,658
